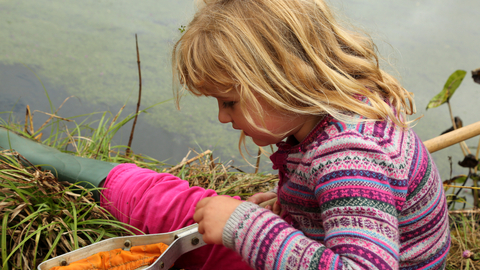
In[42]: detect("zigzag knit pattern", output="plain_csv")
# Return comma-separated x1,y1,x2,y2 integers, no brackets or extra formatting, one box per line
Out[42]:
223,115,450,270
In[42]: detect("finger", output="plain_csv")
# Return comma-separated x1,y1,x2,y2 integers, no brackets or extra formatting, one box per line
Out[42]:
272,202,281,215
274,198,282,214
248,192,277,205
201,230,213,244
193,207,203,223
195,197,211,211
246,193,263,203
197,220,205,235
266,192,277,199
260,192,277,203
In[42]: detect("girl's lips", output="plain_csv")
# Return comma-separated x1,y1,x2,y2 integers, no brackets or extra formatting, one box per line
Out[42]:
233,126,246,135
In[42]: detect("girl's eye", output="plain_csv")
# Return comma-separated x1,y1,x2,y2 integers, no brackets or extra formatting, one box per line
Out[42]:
222,101,236,108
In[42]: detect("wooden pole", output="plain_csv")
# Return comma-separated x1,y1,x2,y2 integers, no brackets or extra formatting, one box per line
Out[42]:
423,120,480,153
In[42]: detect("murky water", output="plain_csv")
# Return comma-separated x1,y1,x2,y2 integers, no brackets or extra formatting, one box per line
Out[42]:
1,0,479,202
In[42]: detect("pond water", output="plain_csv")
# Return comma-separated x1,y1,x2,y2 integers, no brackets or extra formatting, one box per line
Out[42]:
1,0,479,203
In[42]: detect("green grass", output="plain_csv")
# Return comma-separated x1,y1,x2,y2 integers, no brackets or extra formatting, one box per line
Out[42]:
0,150,139,269
0,100,277,268
2,99,479,269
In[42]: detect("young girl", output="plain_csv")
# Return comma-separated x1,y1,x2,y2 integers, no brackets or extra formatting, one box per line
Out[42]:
169,0,451,269
2,0,449,269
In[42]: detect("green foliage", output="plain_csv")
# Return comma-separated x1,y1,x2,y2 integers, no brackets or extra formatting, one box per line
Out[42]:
0,150,139,269
0,95,173,268
454,175,469,184
426,68,480,214
1,96,171,171
426,70,467,109
178,25,186,33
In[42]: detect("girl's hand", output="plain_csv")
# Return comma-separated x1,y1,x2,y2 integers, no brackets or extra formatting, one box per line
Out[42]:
247,192,281,215
193,196,242,245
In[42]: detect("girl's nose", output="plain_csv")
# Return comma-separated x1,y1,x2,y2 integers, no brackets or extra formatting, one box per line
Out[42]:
217,101,232,124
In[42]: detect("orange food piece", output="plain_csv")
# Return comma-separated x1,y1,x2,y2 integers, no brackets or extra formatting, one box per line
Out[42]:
49,242,169,270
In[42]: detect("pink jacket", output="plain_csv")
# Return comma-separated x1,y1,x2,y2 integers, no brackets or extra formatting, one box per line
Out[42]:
100,163,252,270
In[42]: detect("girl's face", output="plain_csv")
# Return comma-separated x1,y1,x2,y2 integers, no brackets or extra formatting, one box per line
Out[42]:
211,87,320,146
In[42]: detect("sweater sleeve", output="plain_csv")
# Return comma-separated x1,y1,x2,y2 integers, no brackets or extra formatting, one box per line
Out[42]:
222,137,401,270
100,163,253,270
100,163,219,233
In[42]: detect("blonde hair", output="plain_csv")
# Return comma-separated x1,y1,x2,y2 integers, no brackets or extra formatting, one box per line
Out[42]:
172,0,415,140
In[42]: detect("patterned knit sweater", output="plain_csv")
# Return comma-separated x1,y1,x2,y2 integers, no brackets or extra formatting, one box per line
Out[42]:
223,114,450,270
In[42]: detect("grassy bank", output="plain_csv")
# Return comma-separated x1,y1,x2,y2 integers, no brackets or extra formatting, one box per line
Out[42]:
0,106,479,269
0,105,276,269
0,149,138,269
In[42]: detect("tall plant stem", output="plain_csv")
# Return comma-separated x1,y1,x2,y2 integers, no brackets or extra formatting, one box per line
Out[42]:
255,147,261,174
447,101,478,208
447,171,471,209
447,101,469,156
474,136,480,208
126,34,142,157
476,136,480,173
473,175,479,209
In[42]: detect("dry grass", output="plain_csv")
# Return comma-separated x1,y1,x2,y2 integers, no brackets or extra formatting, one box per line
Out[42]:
0,150,137,270
447,210,480,270
0,144,277,269
164,149,278,199
3,101,479,269
1,102,279,268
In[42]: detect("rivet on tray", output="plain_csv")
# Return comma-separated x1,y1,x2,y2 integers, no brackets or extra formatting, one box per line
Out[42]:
123,239,132,251
160,261,165,268
59,259,68,266
191,237,200,245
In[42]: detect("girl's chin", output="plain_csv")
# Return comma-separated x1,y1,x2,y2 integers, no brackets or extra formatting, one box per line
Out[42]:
252,138,273,147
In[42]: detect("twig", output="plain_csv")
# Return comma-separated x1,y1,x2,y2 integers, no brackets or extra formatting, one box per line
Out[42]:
32,111,73,123
167,150,212,173
447,102,469,156
126,34,142,157
24,105,34,135
181,150,192,164
209,153,216,171
474,175,479,209
35,96,75,133
444,185,480,190
217,176,277,194
476,136,480,174
254,147,261,174
448,208,480,215
64,127,79,155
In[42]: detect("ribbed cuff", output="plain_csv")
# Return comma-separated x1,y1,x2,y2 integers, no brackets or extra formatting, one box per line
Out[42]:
222,202,258,249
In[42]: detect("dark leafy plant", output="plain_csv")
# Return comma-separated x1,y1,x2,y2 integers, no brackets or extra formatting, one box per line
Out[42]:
426,70,467,110
427,69,480,209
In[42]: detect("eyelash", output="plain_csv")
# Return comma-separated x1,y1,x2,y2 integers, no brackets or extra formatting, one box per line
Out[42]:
222,101,236,108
